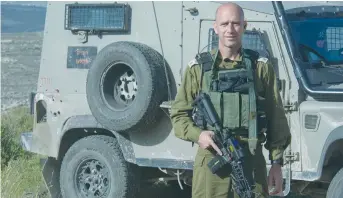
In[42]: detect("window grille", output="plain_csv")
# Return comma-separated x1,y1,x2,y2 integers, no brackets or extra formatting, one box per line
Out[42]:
326,27,343,51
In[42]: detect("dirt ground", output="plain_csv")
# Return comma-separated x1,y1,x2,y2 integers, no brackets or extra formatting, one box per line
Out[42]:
140,181,192,198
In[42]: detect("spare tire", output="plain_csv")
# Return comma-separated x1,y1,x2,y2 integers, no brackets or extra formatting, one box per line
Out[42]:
86,41,169,132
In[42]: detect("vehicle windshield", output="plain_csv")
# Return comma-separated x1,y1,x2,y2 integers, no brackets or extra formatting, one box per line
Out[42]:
286,6,343,66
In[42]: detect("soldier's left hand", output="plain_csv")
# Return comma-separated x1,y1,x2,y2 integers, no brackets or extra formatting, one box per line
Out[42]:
268,164,283,195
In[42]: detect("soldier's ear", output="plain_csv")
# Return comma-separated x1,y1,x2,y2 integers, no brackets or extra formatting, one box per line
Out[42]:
243,21,247,30
213,22,219,34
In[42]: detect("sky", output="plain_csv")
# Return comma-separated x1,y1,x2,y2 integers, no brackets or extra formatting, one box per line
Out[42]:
1,1,343,10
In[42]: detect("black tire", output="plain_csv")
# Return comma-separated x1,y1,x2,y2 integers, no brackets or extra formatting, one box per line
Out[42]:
86,41,168,132
60,135,140,198
327,168,343,198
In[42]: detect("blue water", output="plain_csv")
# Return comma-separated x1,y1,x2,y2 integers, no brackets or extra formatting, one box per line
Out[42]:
1,4,46,33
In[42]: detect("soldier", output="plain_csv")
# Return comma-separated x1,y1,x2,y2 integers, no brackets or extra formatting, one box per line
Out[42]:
170,2,291,198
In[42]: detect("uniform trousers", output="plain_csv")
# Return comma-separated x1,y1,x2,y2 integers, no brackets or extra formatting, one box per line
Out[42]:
191,143,269,198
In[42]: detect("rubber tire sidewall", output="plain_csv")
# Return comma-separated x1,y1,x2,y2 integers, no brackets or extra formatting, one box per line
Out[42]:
60,135,139,198
327,167,343,198
86,41,167,132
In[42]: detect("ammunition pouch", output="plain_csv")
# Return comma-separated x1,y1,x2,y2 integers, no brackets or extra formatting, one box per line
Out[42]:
192,110,267,137
212,70,250,94
192,64,268,137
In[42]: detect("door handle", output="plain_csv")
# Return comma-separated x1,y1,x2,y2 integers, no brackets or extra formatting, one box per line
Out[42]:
185,7,198,16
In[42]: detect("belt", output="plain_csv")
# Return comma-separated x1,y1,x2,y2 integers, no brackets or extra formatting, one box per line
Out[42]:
235,133,266,144
221,128,266,144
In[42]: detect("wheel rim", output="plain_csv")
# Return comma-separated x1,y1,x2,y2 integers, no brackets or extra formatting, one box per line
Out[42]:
116,70,138,102
74,158,111,197
100,62,138,111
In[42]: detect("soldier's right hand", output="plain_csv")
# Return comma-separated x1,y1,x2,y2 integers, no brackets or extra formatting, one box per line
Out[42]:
198,131,223,155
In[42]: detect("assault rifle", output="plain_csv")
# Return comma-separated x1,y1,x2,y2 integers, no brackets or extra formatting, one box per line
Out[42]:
192,92,254,198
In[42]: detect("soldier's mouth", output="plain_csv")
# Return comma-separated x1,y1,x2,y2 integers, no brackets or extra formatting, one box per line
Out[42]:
225,36,237,41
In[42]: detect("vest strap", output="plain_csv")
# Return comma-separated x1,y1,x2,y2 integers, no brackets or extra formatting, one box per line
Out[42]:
243,50,259,156
196,51,215,92
195,52,214,72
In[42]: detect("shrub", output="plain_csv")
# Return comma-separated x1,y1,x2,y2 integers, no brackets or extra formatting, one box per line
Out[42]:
1,155,47,198
1,105,34,168
1,105,47,197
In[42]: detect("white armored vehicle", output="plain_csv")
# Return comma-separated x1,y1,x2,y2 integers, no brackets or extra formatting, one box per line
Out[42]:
20,1,343,198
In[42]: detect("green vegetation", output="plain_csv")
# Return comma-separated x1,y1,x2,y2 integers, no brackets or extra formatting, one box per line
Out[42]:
1,106,48,198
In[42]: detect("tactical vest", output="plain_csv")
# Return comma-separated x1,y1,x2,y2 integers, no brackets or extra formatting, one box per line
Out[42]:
192,48,267,155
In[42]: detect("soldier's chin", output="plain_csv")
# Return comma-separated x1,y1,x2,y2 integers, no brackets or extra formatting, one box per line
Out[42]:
224,42,238,48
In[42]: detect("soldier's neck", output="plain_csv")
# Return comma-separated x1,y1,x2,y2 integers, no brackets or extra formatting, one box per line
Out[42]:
219,44,241,61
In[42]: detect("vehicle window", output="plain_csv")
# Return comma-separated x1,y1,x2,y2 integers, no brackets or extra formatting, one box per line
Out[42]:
208,28,269,57
286,7,343,65
308,51,321,63
295,26,343,65
299,45,325,65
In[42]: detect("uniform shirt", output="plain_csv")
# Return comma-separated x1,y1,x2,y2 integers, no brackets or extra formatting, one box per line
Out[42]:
170,49,291,161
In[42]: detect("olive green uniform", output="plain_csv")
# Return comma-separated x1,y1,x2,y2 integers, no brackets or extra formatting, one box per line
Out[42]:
170,49,291,198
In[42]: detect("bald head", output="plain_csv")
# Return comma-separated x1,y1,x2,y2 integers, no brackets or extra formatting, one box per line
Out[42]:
213,2,247,50
215,3,245,22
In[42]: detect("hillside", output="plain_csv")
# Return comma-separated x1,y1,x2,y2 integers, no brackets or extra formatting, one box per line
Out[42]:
1,3,45,111
1,32,43,111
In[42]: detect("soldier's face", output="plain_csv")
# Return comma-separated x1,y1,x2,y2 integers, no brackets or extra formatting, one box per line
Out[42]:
214,8,246,49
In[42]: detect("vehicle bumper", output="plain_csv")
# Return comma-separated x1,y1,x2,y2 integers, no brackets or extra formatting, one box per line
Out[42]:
20,131,33,152
20,130,52,157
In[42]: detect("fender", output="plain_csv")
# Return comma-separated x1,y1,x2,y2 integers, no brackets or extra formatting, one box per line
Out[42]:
292,126,343,181
58,115,194,169
291,126,343,181
58,115,137,164
61,115,104,133
316,126,343,180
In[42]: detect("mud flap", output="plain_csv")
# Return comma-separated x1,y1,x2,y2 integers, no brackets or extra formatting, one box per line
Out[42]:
41,157,62,198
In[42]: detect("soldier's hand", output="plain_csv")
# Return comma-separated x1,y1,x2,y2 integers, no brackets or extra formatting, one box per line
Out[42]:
198,131,222,155
268,164,283,195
